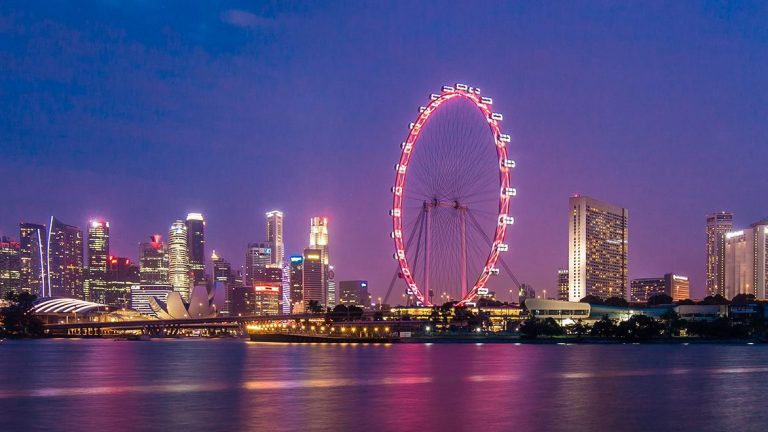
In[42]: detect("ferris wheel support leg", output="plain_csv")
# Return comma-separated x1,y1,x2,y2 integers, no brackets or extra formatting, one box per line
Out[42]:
460,208,468,300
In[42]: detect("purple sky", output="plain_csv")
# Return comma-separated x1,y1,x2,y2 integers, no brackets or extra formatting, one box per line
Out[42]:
1,1,767,300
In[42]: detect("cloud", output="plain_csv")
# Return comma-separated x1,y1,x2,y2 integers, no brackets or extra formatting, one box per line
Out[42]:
220,9,274,29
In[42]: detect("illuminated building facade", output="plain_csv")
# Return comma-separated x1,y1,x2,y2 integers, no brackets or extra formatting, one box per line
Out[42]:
706,212,733,297
130,284,172,316
724,220,768,300
266,211,284,266
168,220,190,300
98,256,139,307
518,283,535,304
212,251,232,315
308,217,332,307
630,274,690,303
245,242,272,287
47,217,84,299
85,220,109,302
254,285,280,316
0,237,21,296
339,280,371,308
568,195,628,301
302,248,324,307
139,235,169,285
289,255,303,308
630,277,665,303
19,222,47,295
185,213,205,284
557,268,569,301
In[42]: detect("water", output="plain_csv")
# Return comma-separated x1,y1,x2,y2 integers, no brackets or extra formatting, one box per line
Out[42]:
1,339,767,431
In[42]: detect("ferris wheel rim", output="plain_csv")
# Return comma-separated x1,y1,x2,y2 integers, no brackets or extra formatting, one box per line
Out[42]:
390,84,514,307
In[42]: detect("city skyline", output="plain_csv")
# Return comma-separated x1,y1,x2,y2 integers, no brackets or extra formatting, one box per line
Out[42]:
2,2,768,300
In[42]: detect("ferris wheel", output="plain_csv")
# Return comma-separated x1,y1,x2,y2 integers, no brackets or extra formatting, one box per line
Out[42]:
390,83,516,307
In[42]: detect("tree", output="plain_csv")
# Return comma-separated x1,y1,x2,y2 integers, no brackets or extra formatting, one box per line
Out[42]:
307,300,324,314
604,297,629,307
731,293,756,305
676,299,695,305
647,294,674,306
615,314,663,340
565,320,590,338
1,291,44,338
580,295,603,305
659,310,685,337
700,294,730,305
590,315,616,338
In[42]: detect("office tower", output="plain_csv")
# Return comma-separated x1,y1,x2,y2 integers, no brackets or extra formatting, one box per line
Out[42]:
266,210,284,267
98,256,139,307
706,212,734,297
168,220,190,300
289,255,304,308
281,262,291,314
557,268,569,301
0,237,21,296
327,265,336,307
244,242,272,287
253,285,280,316
309,217,331,307
339,280,371,308
185,213,205,284
229,270,251,317
139,235,169,285
302,248,324,307
85,220,109,302
724,219,768,300
47,217,84,299
631,274,691,303
19,222,47,295
630,277,666,303
665,273,690,301
212,251,232,315
568,195,628,301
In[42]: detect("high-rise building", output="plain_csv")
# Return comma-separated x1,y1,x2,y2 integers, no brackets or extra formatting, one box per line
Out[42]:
130,284,173,316
557,268,569,301
266,211,284,267
706,212,734,297
85,220,109,302
568,195,628,301
185,213,205,284
724,219,768,300
253,285,280,316
630,277,666,303
289,255,303,309
630,274,690,303
309,217,332,307
139,235,169,285
212,251,232,316
245,242,272,287
168,220,190,300
302,248,324,307
518,283,535,304
339,280,371,308
99,256,139,307
46,217,84,299
19,222,47,295
0,237,21,296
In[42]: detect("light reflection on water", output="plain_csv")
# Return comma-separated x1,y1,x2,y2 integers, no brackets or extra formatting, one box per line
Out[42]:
1,340,767,431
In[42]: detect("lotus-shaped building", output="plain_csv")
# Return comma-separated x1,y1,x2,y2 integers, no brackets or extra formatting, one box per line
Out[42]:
149,285,216,320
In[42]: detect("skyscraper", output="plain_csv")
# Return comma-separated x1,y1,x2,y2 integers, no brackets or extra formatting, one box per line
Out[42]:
557,268,569,301
244,242,272,287
139,235,169,285
308,217,332,307
724,219,768,300
266,210,284,267
85,220,109,302
568,195,628,301
102,256,139,307
706,212,734,297
168,220,190,300
289,255,303,309
302,248,324,307
19,222,47,295
630,274,690,303
185,213,205,284
339,280,371,308
212,251,232,315
46,217,84,299
0,237,21,296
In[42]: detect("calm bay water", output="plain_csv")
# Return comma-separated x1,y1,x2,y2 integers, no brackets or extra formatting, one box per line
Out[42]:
1,339,767,431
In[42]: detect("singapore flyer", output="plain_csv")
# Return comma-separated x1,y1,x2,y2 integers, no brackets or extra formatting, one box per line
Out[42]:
390,83,516,307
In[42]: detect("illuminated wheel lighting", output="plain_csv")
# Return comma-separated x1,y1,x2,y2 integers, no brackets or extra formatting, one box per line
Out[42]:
390,83,514,306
